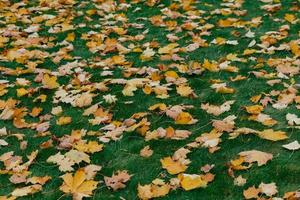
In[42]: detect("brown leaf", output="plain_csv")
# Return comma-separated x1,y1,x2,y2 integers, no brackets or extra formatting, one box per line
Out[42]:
104,170,132,191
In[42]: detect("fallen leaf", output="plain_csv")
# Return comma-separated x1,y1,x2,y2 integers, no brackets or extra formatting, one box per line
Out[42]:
178,174,207,191
140,145,153,158
60,168,98,200
161,157,187,175
239,150,273,166
243,186,260,199
104,170,132,191
42,74,59,89
258,129,288,141
282,141,300,151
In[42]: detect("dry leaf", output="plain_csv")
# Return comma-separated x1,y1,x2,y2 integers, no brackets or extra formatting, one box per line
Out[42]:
243,186,260,199
178,174,207,191
104,170,132,191
259,182,278,197
282,141,300,151
140,145,153,158
239,150,273,166
160,157,187,175
60,168,98,200
258,129,288,141
42,74,59,89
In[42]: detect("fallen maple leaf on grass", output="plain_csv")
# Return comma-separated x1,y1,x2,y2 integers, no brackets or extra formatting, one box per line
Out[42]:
140,145,153,158
60,168,98,200
258,129,288,141
239,150,273,166
160,156,187,175
244,182,278,199
42,74,59,89
178,173,207,191
104,170,132,191
137,179,170,200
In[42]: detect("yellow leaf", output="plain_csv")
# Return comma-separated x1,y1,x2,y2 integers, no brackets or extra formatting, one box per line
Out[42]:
143,85,152,95
151,184,170,198
148,103,167,111
16,88,29,97
245,105,264,114
56,116,72,125
137,184,152,200
176,85,193,97
216,86,235,94
160,157,187,175
34,94,47,102
158,43,179,54
250,95,262,103
178,174,207,191
60,169,98,199
30,107,42,117
203,59,219,72
175,112,196,125
42,74,59,89
164,71,179,79
74,141,104,153
258,129,288,141
66,32,75,42
137,183,170,200
230,157,251,170
243,49,256,55
215,37,226,45
290,41,300,57
284,14,296,23
218,19,235,27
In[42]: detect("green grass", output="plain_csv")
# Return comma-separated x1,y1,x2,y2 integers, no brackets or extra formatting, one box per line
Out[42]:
0,0,300,199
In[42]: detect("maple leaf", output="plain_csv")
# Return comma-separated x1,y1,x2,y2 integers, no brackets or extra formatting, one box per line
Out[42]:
74,141,103,153
233,175,246,186
245,105,264,114
140,145,153,158
56,116,72,126
175,112,198,125
104,170,132,191
140,47,155,61
286,113,300,126
284,14,297,24
259,182,278,197
16,88,29,97
60,169,98,200
176,85,194,97
103,94,117,104
158,43,179,54
178,174,207,191
72,93,94,108
160,157,187,175
239,150,273,166
47,152,75,172
290,40,300,57
258,129,288,141
212,115,236,132
47,150,90,172
243,186,260,199
11,184,42,197
42,74,59,89
201,100,235,116
137,181,170,200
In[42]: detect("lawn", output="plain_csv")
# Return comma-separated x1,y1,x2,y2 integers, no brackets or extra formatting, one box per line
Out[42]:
0,0,299,199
